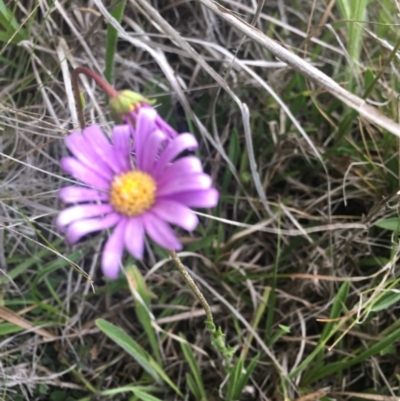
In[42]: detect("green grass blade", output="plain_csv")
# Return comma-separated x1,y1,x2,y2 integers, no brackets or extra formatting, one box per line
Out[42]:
104,0,127,84
347,0,367,67
290,281,350,379
96,318,162,383
309,327,400,383
375,218,400,231
0,239,62,285
131,389,165,401
265,212,281,345
0,322,24,335
268,324,291,345
96,319,183,397
226,357,243,401
227,354,260,401
186,373,203,401
76,386,163,401
319,281,350,342
179,334,207,401
242,286,270,359
237,354,260,393
0,0,27,44
335,0,367,90
126,265,163,365
369,291,400,312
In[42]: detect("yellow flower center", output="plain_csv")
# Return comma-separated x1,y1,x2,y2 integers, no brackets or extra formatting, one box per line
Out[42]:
110,171,156,216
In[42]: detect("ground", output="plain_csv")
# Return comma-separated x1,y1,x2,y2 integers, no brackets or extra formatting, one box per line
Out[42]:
1,0,400,400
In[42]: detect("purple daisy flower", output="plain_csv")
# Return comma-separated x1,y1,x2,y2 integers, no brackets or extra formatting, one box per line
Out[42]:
57,108,218,279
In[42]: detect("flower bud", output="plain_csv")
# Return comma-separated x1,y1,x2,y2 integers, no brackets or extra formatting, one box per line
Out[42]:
110,90,155,122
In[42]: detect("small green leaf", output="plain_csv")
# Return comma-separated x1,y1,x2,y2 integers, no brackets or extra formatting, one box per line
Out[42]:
375,218,400,231
96,319,183,397
126,266,162,365
0,322,24,335
380,344,396,356
180,334,207,401
311,327,400,382
105,0,127,84
320,281,350,342
364,69,375,92
226,357,243,401
131,389,165,401
291,281,350,381
227,355,260,401
0,238,63,285
278,324,291,334
186,373,202,400
38,384,48,395
241,171,251,183
50,390,67,401
96,318,162,383
0,0,27,44
370,291,400,312
237,354,259,395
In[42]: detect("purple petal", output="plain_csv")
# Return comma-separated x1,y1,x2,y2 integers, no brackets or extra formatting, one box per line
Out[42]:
162,189,219,208
153,134,198,175
101,219,127,279
152,199,198,231
124,112,137,141
154,156,203,182
61,157,110,190
133,108,157,158
143,212,182,251
124,217,145,259
156,173,212,197
155,114,178,139
126,104,178,140
66,213,121,244
124,109,138,125
112,125,132,172
59,186,109,204
82,125,123,174
57,204,114,231
137,129,166,173
65,132,114,180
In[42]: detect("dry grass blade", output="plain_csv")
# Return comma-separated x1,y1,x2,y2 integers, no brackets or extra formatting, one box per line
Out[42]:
56,38,78,129
331,392,400,401
0,306,55,340
199,0,400,137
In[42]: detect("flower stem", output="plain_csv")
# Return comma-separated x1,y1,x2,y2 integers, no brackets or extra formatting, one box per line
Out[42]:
169,250,213,324
169,250,235,366
71,67,119,130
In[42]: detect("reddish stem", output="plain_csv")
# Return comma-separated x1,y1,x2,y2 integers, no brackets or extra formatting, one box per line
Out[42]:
71,67,119,130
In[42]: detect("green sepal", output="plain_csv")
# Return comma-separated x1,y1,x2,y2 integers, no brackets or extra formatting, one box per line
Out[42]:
209,324,236,365
110,90,155,122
